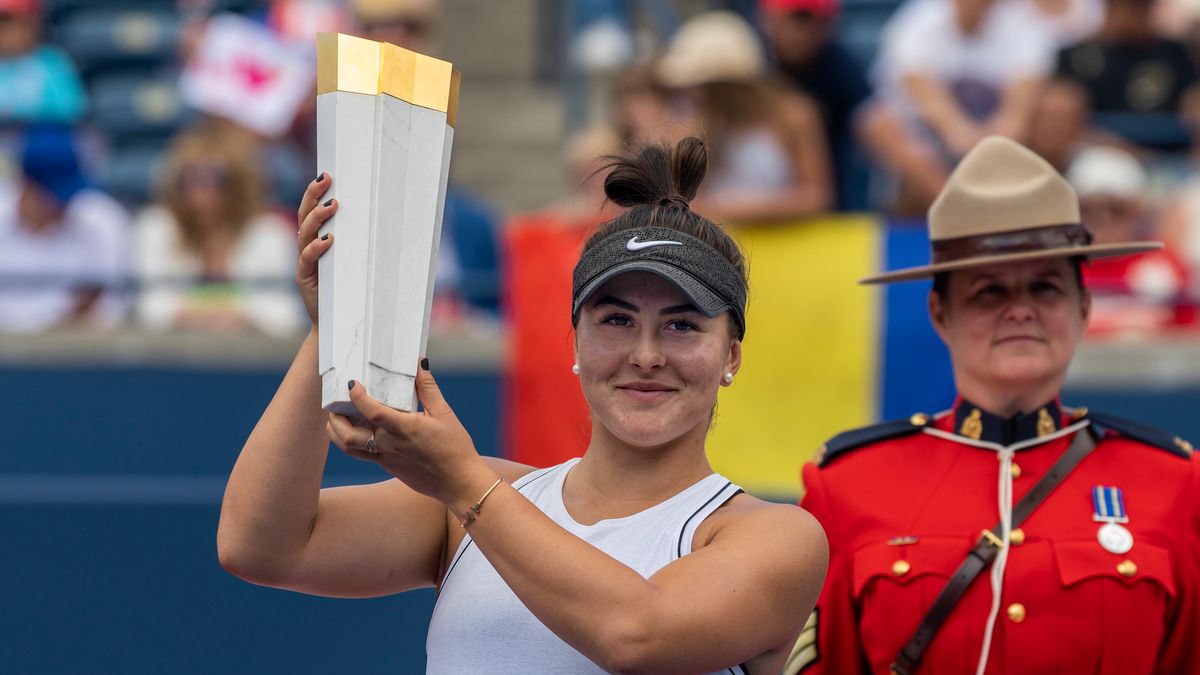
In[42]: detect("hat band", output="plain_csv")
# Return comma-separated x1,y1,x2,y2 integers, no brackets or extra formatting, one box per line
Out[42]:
931,223,1094,264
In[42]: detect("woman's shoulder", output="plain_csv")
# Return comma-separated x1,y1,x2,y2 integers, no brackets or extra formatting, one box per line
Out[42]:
702,492,827,553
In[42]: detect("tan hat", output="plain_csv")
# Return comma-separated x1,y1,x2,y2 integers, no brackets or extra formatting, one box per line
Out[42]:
861,136,1162,284
656,11,764,88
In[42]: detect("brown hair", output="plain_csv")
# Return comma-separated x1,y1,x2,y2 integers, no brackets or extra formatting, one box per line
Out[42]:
156,124,266,255
578,137,749,335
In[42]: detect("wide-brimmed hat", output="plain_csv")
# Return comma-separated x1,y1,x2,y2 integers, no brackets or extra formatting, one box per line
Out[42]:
656,11,764,89
860,136,1162,284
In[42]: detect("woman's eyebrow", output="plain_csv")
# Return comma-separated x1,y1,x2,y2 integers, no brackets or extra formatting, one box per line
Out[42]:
660,303,699,315
592,296,638,311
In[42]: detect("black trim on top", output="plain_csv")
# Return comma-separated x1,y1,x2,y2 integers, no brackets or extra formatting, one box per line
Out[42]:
439,464,561,589
675,482,740,559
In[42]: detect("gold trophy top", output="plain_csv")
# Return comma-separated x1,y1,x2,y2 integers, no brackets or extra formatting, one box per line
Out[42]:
316,32,460,127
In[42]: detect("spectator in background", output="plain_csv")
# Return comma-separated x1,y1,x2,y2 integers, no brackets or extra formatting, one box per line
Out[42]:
352,0,438,53
656,10,833,222
1067,145,1194,332
612,65,677,146
0,126,128,332
1027,77,1093,172
1026,0,1104,44
0,0,85,124
1057,0,1197,117
867,0,1055,211
350,0,503,318
133,125,304,337
759,0,873,210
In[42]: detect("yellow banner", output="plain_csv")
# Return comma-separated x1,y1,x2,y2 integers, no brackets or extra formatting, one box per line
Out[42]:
708,215,882,498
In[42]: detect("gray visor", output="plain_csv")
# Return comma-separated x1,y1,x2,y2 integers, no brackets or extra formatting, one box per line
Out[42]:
571,226,747,339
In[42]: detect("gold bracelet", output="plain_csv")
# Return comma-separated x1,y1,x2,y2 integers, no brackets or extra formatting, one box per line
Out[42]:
459,477,504,528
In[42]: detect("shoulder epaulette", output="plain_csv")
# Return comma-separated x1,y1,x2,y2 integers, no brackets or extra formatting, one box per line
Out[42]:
818,413,932,467
1085,410,1194,459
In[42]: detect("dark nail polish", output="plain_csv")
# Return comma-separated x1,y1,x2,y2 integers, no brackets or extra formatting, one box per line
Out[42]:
320,233,329,241
420,357,430,371
323,199,333,207
315,173,325,182
348,380,355,391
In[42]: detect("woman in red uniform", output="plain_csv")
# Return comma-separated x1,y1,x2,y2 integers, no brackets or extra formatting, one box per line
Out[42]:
789,136,1199,675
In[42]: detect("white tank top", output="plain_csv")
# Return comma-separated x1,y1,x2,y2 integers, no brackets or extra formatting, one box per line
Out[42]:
426,458,747,674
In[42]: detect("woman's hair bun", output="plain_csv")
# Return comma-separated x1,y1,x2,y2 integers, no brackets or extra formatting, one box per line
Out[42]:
603,136,709,209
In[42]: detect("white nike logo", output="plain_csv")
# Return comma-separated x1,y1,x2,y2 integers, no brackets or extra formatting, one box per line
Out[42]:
626,237,683,252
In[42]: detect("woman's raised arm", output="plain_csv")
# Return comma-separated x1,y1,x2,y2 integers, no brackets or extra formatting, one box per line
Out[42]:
216,174,451,598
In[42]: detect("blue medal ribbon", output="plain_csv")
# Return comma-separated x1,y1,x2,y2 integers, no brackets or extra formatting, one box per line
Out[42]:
1092,485,1129,523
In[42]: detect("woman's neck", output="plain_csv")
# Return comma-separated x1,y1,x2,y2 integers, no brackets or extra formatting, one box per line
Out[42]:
572,422,714,506
956,376,1062,419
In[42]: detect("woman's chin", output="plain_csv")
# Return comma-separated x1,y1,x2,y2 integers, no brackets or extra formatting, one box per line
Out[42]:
985,358,1059,388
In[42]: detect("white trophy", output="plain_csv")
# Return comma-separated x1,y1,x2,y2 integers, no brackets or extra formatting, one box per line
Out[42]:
315,32,459,415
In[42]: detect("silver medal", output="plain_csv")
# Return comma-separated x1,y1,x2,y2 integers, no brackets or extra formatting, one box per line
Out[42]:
1097,522,1134,554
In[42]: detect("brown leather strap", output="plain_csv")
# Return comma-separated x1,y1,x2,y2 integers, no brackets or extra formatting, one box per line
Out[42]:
930,223,1093,264
890,426,1099,675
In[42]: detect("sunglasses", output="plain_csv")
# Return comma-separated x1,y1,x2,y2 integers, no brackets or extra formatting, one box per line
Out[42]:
178,164,230,190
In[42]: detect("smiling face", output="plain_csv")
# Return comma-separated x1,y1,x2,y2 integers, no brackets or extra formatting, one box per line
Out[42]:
574,271,741,451
930,258,1090,409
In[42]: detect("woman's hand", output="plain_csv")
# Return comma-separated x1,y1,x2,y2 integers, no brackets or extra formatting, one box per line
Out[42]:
295,173,337,327
325,360,495,507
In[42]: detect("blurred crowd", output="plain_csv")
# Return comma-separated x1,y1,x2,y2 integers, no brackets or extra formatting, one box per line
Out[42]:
2,0,1199,338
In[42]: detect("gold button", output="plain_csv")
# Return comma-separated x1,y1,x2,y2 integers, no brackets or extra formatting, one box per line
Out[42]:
1010,463,1022,479
910,413,929,426
1117,560,1138,577
1007,603,1027,623
892,560,911,576
1010,528,1025,546
1072,406,1088,420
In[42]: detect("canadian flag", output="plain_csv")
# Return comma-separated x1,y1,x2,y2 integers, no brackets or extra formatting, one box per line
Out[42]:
181,13,314,137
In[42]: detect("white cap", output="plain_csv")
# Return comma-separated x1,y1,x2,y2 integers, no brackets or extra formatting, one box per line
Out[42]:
1067,145,1147,199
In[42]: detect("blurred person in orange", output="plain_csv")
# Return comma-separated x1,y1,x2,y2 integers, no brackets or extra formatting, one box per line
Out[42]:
760,0,874,210
868,0,1055,211
790,136,1199,675
655,10,833,222
1066,145,1194,333
0,0,85,124
0,125,128,332
133,124,304,336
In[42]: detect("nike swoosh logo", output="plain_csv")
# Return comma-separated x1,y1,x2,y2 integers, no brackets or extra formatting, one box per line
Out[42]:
626,237,683,252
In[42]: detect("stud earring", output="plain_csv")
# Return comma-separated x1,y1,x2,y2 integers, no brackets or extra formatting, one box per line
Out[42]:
572,363,581,376
723,372,734,384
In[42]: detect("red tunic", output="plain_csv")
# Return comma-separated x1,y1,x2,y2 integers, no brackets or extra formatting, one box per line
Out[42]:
794,401,1200,674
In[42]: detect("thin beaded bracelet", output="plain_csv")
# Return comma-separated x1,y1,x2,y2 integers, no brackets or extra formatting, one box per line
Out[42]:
459,478,504,528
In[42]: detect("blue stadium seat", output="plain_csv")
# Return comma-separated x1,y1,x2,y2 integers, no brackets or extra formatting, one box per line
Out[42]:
54,8,181,77
101,142,163,205
88,72,193,143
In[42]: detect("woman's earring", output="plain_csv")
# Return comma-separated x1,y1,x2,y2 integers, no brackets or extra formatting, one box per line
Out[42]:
723,372,734,385
572,363,581,376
